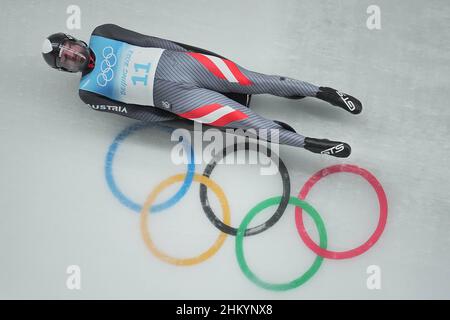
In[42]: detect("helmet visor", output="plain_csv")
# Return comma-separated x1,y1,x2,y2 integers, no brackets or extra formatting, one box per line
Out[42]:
56,40,89,72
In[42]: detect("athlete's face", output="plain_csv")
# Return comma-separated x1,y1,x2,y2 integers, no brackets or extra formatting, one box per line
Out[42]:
57,39,90,72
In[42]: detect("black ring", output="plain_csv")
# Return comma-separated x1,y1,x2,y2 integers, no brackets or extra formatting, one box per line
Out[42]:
200,141,291,236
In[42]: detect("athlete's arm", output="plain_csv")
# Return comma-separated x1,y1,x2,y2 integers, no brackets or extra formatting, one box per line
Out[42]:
92,24,233,59
79,89,180,123
92,24,190,52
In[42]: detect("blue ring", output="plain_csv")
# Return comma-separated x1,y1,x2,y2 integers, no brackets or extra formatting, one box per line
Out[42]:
104,122,195,213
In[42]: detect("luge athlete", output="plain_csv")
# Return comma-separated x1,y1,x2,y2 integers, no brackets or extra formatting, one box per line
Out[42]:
42,24,362,157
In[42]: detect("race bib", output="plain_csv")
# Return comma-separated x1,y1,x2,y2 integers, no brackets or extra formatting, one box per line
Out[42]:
79,35,164,106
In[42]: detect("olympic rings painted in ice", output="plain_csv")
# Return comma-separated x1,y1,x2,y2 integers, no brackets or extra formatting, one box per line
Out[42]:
104,123,195,213
295,164,388,260
235,196,327,291
200,142,291,236
103,124,388,291
140,173,230,266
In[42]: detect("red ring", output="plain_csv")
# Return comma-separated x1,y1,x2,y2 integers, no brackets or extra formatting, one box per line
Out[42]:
295,164,388,259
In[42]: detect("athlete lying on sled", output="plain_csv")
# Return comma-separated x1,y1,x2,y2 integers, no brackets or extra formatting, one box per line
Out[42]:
42,24,362,158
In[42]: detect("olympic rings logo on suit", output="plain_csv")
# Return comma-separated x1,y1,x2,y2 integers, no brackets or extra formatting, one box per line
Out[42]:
97,46,117,87
104,123,388,291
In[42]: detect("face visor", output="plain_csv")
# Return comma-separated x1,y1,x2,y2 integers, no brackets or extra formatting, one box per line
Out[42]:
56,39,90,72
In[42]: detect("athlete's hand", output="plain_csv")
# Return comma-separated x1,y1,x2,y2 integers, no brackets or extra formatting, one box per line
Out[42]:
304,137,352,158
316,87,363,115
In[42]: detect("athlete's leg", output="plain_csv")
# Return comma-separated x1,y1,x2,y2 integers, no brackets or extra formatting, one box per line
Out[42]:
153,79,351,157
167,50,362,115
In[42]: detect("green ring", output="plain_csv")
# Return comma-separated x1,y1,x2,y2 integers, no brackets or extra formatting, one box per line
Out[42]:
235,196,328,291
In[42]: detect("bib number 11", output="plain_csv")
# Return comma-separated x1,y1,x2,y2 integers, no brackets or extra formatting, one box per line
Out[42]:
131,63,151,86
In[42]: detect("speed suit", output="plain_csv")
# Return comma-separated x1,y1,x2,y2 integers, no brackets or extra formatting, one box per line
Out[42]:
79,24,362,157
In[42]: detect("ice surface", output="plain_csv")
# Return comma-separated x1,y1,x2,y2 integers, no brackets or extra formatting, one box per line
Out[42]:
0,0,449,299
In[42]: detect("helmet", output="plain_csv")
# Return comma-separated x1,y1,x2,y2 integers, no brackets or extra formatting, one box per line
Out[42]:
42,33,90,73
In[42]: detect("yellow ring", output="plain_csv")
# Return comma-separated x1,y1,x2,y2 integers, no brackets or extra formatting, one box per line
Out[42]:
140,173,231,266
